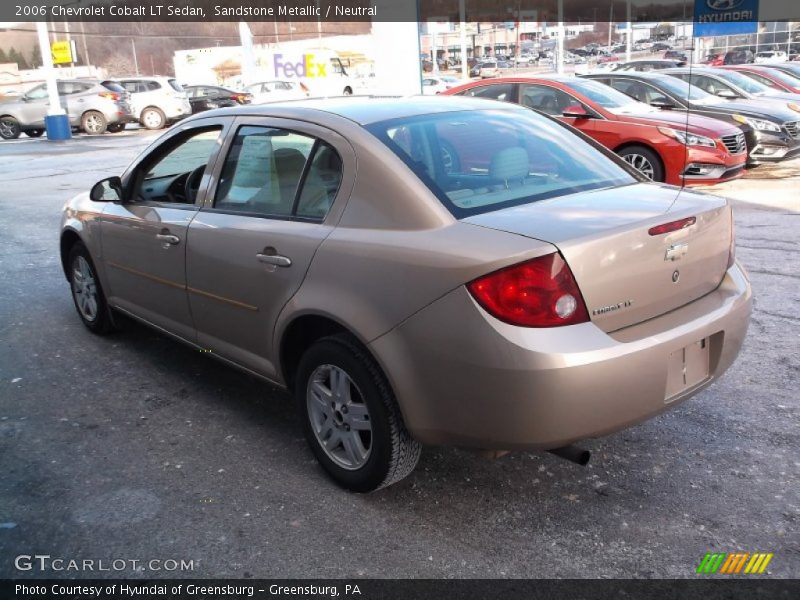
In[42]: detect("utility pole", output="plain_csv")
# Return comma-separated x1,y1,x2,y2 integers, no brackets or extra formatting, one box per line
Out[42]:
131,38,140,75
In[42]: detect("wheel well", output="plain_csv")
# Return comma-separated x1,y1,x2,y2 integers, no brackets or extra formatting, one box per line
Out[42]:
60,229,82,280
280,315,352,390
141,105,164,116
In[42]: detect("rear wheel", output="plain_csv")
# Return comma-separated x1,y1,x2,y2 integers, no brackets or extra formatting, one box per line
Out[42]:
140,107,166,130
81,111,107,135
296,334,421,492
25,128,44,138
618,145,664,182
67,242,114,334
0,116,21,140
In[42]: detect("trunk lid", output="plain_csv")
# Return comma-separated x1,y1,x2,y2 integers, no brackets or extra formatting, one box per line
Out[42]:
463,183,732,332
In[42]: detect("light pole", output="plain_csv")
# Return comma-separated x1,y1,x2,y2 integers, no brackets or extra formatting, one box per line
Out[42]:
35,21,70,140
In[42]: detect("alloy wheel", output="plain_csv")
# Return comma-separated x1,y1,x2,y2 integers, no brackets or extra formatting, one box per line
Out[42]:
71,256,99,322
84,114,103,134
0,118,20,139
622,153,655,179
306,364,372,470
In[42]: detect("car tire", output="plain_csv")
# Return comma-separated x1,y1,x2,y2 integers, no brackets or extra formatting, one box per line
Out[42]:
81,111,107,135
106,123,125,133
296,334,421,492
140,107,166,130
67,241,115,334
617,145,664,182
0,116,22,140
342,87,353,96
25,129,44,138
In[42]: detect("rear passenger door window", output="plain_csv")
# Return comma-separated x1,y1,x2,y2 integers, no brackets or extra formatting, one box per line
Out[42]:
455,83,517,102
214,125,342,221
519,84,580,116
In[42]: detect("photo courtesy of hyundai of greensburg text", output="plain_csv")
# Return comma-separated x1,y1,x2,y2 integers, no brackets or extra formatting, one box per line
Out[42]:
0,1,797,599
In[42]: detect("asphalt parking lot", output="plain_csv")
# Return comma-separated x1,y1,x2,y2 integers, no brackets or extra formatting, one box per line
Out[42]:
0,130,798,579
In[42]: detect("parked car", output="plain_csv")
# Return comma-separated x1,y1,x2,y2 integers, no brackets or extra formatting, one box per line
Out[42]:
703,53,725,66
582,71,800,163
661,67,800,104
245,80,311,104
614,60,685,72
664,50,688,63
755,51,788,64
0,79,133,140
597,52,620,64
421,75,461,95
651,42,672,52
183,85,253,114
445,77,748,185
723,49,755,65
721,65,800,93
115,76,192,130
477,59,499,79
763,62,800,81
61,97,751,491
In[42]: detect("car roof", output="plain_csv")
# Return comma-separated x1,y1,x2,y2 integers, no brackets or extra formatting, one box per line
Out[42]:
184,96,527,126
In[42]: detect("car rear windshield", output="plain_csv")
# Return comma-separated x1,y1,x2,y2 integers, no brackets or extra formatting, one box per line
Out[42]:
367,109,636,219
168,79,184,92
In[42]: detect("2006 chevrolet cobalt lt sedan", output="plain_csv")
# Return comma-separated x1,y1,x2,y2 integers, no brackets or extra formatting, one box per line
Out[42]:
60,97,752,491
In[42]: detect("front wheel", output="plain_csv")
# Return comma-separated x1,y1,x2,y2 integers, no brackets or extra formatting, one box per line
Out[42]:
617,145,664,182
0,116,21,140
67,242,114,334
81,111,107,135
296,334,421,492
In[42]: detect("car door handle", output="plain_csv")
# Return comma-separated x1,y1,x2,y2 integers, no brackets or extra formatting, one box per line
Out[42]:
156,233,181,245
257,250,291,268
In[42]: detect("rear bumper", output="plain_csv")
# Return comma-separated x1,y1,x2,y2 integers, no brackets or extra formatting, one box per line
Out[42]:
371,263,752,450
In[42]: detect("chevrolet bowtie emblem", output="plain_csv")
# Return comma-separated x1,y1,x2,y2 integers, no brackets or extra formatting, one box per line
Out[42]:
665,243,689,262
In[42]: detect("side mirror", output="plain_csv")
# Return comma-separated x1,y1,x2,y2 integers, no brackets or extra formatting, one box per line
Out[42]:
650,98,676,109
562,104,591,118
716,89,739,99
90,176,122,202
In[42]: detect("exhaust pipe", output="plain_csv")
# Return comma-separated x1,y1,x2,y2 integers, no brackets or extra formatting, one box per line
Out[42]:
548,445,591,466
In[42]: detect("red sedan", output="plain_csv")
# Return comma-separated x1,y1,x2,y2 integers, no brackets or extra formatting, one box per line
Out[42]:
444,77,748,186
720,65,800,94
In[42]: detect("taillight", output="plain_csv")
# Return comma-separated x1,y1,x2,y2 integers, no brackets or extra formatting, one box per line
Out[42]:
233,93,251,103
467,253,589,328
648,216,696,236
99,92,120,101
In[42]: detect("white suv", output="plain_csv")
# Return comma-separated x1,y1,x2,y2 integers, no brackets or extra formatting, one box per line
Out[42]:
115,77,192,130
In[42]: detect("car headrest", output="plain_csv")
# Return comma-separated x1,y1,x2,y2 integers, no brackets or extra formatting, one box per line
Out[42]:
489,147,529,186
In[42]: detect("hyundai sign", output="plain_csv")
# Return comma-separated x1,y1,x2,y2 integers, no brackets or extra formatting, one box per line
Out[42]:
694,0,759,37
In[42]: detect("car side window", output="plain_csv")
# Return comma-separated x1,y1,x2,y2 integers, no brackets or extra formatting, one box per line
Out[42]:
132,127,223,204
26,84,48,99
456,83,515,102
691,75,728,95
214,126,340,221
520,84,578,116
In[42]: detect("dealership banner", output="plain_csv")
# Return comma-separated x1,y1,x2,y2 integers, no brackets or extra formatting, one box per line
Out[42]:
1,0,800,23
694,0,760,37
3,579,800,599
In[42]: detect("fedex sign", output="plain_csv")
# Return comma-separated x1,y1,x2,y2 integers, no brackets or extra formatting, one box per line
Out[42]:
274,54,328,78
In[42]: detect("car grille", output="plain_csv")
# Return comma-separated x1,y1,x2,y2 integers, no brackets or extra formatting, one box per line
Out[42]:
784,121,799,138
721,132,747,154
